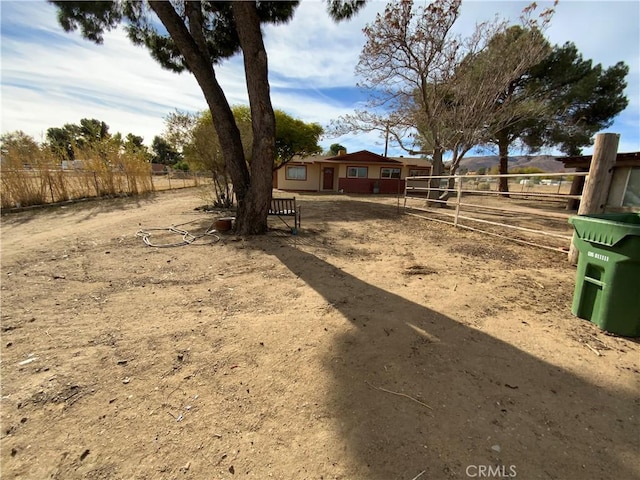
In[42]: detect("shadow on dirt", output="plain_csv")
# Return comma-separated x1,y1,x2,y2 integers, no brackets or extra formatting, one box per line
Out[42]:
265,244,638,479
0,192,162,226
287,194,404,223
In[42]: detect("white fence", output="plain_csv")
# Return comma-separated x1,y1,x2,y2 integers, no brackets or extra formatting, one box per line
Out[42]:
403,172,590,252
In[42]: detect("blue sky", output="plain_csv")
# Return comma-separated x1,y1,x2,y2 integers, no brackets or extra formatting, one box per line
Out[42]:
1,0,639,158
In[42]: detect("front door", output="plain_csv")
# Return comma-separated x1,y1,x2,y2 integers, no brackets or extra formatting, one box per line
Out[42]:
323,167,334,190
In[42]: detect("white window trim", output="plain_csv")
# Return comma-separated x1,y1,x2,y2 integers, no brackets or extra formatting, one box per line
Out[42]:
286,165,307,181
347,166,368,178
381,167,401,179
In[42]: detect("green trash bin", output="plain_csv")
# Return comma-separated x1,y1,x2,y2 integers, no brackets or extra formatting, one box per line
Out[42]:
568,212,640,337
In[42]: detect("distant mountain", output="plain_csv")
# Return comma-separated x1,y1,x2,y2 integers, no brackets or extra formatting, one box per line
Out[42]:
454,155,568,173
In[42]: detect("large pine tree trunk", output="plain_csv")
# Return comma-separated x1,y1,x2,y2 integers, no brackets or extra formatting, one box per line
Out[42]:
431,148,444,177
429,148,445,206
151,1,276,235
232,2,275,235
149,1,250,207
497,132,510,195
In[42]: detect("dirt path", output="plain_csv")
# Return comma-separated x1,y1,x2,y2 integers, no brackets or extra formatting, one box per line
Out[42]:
1,189,638,479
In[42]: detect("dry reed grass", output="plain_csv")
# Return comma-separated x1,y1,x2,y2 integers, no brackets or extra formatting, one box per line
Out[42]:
1,142,155,208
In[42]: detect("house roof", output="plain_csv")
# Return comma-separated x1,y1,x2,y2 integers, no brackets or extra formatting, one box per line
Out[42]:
389,156,433,167
556,151,640,169
323,150,404,165
288,154,326,165
287,150,432,167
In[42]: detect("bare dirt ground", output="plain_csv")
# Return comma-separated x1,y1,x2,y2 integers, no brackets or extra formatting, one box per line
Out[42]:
1,188,638,480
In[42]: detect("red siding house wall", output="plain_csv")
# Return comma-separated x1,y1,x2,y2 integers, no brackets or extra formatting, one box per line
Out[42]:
338,177,406,194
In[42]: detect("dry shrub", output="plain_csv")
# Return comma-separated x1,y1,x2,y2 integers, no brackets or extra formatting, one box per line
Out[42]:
120,150,153,195
1,141,153,208
0,142,49,208
68,142,153,198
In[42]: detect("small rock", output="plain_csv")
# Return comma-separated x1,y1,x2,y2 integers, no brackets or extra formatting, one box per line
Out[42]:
122,377,130,384
491,444,501,453
229,465,235,474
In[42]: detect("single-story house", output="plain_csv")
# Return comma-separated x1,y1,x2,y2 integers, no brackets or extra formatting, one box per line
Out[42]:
273,150,432,194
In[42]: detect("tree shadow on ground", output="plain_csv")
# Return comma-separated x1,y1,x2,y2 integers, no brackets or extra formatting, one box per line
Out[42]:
0,192,161,226
288,195,404,223
264,244,638,479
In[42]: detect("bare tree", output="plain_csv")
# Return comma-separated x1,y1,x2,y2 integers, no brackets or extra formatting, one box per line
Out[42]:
333,0,552,199
336,0,464,181
442,24,551,196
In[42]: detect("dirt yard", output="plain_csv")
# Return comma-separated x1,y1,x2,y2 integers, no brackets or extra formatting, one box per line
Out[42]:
1,188,638,480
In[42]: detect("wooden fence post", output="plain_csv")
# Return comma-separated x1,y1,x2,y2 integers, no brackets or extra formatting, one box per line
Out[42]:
568,133,619,264
454,176,463,227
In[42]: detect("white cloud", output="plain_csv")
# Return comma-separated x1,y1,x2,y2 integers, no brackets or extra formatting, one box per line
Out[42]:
1,0,638,154
263,1,380,89
1,3,203,141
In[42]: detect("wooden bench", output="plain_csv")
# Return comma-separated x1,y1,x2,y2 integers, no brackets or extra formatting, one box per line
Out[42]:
268,197,301,233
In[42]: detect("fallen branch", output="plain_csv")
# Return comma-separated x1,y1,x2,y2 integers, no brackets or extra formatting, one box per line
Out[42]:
365,381,433,410
585,343,601,356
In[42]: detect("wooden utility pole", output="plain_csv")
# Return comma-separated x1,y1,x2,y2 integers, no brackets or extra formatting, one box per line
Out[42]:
384,123,389,157
568,133,619,264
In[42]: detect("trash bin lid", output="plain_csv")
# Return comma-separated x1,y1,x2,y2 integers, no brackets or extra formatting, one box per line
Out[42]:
568,213,640,247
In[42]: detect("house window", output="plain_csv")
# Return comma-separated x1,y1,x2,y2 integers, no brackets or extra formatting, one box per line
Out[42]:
623,167,640,207
408,169,431,177
286,165,307,181
347,166,368,178
381,167,401,179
